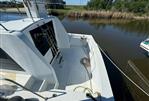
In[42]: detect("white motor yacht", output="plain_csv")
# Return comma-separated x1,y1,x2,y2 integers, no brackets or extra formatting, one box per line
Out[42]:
0,0,114,101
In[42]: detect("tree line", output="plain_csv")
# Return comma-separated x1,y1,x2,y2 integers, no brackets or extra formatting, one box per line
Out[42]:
86,0,149,14
0,1,23,8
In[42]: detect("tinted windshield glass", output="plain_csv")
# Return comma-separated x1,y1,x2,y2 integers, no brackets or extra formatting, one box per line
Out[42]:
30,21,58,56
0,48,24,71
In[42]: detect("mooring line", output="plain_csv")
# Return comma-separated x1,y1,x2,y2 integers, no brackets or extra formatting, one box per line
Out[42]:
98,45,149,96
128,60,149,88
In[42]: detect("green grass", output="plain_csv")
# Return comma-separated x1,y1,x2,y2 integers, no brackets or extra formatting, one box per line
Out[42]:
66,5,85,11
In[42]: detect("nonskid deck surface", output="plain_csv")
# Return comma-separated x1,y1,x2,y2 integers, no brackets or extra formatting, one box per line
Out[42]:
52,36,91,90
53,47,90,89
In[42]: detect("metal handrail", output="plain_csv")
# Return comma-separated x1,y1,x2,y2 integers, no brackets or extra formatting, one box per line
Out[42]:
0,24,9,31
0,77,48,100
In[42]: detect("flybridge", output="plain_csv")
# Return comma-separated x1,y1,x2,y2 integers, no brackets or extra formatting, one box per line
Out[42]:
23,0,48,18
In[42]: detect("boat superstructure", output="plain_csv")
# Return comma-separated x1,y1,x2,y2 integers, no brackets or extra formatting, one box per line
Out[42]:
0,0,114,101
140,38,149,56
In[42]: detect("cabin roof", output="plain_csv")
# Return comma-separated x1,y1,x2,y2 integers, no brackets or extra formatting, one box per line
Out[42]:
0,18,40,33
0,16,55,35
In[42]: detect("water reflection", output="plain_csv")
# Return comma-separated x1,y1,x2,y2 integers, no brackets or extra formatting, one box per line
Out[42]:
65,17,149,37
0,12,26,21
112,20,149,37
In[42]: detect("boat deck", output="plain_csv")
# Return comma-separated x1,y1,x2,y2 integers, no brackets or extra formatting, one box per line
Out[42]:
8,89,101,101
52,44,91,90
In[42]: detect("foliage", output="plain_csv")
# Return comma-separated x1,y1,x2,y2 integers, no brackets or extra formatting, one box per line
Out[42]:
86,0,149,14
0,1,23,8
127,1,146,13
86,0,113,10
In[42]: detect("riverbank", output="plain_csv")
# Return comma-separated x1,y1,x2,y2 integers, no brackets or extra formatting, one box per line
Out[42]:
47,8,149,20
67,11,149,20
0,8,26,14
1,7,149,20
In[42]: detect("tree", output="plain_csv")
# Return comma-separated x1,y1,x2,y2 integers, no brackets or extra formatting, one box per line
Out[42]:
86,0,149,14
87,0,113,10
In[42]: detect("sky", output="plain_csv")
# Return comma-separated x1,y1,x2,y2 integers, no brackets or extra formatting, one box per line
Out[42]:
64,0,89,5
1,0,89,5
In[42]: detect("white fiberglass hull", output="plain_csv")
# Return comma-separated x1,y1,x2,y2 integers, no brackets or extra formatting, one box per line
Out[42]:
140,38,149,55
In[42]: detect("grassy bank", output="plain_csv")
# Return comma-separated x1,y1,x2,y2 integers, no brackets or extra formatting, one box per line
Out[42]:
47,5,85,16
67,11,149,20
48,5,149,20
1,6,149,20
0,8,26,14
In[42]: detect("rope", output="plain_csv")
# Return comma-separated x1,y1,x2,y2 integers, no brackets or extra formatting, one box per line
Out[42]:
83,61,93,91
98,45,149,96
73,86,100,97
128,60,149,88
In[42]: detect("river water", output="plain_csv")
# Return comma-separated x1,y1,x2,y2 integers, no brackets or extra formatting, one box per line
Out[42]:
0,13,149,101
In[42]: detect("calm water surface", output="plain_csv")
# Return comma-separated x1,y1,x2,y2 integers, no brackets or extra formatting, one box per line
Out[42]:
1,13,149,101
